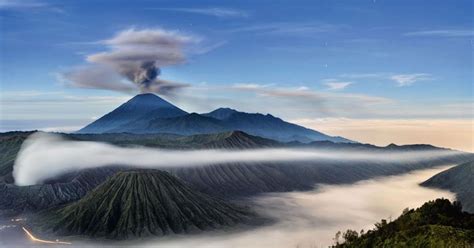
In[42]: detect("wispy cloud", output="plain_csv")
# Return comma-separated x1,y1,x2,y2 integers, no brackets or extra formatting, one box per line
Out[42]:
223,83,392,117
404,29,474,37
338,72,432,87
227,22,344,36
0,0,64,13
149,7,248,18
390,73,432,87
322,79,353,90
339,73,387,79
232,83,273,90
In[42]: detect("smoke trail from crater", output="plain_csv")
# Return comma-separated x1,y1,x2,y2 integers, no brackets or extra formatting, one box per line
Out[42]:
13,132,463,186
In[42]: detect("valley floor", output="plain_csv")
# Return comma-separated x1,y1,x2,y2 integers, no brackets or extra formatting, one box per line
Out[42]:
0,165,455,248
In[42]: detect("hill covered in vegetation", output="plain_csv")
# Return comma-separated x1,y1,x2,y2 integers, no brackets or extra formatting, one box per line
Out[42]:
333,199,474,247
421,161,474,213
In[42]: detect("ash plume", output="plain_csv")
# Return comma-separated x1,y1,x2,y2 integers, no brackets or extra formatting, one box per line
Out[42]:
62,28,195,95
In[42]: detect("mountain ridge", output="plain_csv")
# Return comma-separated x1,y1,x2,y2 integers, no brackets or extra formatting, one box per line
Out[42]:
77,93,352,143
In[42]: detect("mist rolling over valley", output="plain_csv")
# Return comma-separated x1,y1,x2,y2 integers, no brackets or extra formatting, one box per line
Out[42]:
140,166,456,248
13,132,465,186
1,166,456,247
1,0,473,247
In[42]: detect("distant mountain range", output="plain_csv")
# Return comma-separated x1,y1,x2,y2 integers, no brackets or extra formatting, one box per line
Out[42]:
77,93,352,143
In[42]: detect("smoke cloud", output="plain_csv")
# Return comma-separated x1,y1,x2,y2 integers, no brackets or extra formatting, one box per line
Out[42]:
13,133,463,186
62,28,195,95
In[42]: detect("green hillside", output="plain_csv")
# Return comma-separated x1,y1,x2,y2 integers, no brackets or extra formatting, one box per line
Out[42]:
333,198,474,248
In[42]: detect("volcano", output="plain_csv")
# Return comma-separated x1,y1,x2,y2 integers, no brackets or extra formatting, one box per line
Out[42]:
78,93,188,133
48,170,255,239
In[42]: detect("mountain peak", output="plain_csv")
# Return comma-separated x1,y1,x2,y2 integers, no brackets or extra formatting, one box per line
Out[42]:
204,107,238,120
77,94,187,134
125,93,175,109
216,107,238,112
136,92,158,97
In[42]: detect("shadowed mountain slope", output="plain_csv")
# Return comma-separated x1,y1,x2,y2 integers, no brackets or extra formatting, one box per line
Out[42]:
47,170,255,239
78,93,187,134
69,130,279,149
422,161,474,213
205,108,351,143
116,113,227,135
0,167,120,216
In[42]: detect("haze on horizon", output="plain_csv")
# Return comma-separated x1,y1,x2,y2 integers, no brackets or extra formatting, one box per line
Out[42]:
0,0,472,151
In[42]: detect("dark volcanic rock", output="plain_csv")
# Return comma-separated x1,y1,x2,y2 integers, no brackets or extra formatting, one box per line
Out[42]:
0,167,120,216
48,170,256,239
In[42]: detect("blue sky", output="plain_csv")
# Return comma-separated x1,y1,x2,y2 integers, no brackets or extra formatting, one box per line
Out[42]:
0,0,473,150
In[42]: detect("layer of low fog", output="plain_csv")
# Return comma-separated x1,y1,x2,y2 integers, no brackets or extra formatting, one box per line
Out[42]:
14,133,461,186
60,166,453,248
144,166,455,248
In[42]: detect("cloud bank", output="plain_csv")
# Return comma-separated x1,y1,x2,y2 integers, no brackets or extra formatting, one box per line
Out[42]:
13,133,462,186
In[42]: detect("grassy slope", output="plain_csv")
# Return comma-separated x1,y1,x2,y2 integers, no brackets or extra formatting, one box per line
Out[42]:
334,199,474,248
